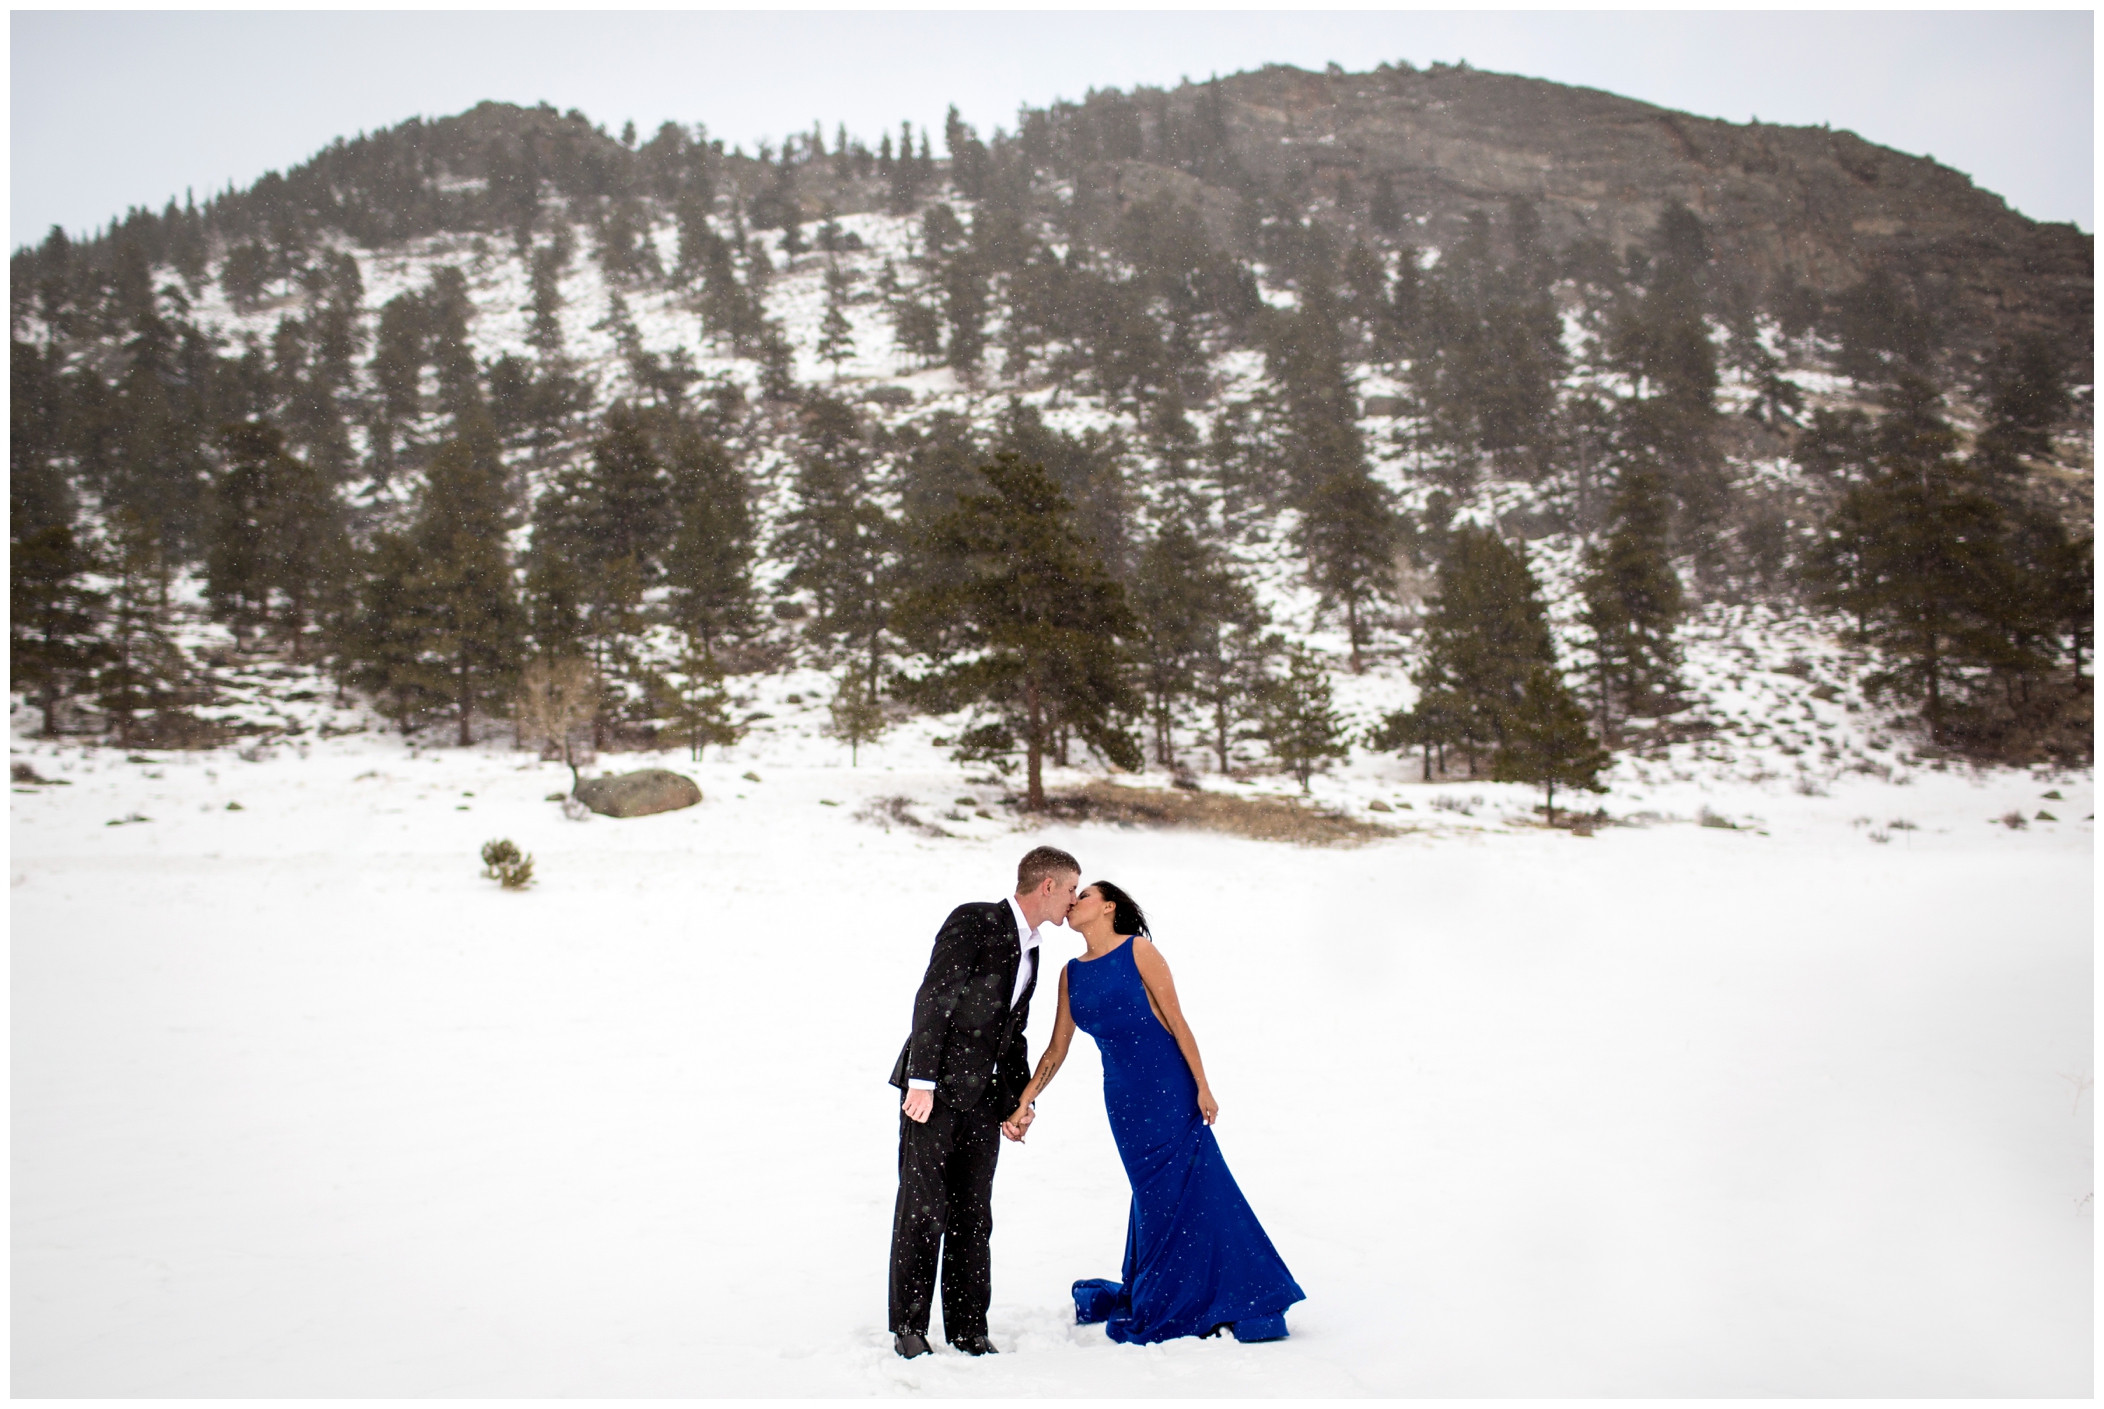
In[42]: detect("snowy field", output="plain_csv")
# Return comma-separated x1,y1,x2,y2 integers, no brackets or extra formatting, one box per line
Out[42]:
11,720,2091,1398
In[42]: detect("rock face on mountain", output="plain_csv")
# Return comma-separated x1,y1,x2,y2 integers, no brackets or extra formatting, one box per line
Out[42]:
1085,63,2089,370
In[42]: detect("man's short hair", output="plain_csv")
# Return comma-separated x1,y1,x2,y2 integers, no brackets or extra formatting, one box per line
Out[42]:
1017,845,1081,894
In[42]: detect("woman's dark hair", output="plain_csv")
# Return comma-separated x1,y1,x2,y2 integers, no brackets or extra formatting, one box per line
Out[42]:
1090,880,1150,939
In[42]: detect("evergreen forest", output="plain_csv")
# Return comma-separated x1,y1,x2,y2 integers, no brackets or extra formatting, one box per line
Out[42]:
11,66,2095,817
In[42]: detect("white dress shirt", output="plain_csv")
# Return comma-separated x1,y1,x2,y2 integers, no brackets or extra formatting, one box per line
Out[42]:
906,898,1040,1092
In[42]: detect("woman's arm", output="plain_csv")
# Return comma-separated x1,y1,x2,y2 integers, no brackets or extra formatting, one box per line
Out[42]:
1004,966,1075,1138
1132,938,1219,1124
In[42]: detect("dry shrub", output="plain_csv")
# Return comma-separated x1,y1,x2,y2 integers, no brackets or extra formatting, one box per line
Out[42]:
480,838,535,889
854,795,953,839
1036,781,1395,848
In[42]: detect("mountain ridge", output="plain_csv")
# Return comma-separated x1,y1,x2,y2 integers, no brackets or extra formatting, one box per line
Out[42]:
18,61,2092,376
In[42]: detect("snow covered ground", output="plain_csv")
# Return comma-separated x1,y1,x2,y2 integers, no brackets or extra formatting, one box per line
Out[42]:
11,719,2091,1396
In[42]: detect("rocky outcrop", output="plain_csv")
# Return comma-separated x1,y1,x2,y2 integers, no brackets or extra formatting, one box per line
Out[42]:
1132,63,2092,371
573,769,702,818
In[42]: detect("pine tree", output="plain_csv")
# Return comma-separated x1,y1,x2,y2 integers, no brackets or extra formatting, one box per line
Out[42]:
779,398,900,679
1973,334,2071,473
1261,645,1350,792
1491,666,1609,824
1144,382,1205,515
1341,241,1389,344
698,233,764,353
1602,205,1728,568
895,451,1140,808
1410,526,1561,773
521,404,674,745
1809,381,2028,732
309,252,366,399
941,254,988,375
825,664,891,765
1204,395,1281,531
1300,462,1401,673
343,530,444,734
1129,518,1256,770
580,406,672,728
578,402,676,582
893,411,984,525
203,421,279,647
1832,268,1936,383
1579,467,1684,740
894,297,945,368
990,398,1133,576
817,259,856,379
410,417,524,746
1369,689,1468,782
425,266,483,424
663,425,756,659
1401,207,1564,470
209,420,344,658
673,188,717,287
370,290,426,476
1192,616,1273,775
944,105,988,199
656,645,739,762
523,484,591,665
758,320,799,403
10,521,104,737
526,240,567,357
1269,279,1399,669
816,206,847,254
1988,503,2089,704
11,338,73,541
103,339,215,561
888,122,925,213
93,509,188,747
222,242,273,311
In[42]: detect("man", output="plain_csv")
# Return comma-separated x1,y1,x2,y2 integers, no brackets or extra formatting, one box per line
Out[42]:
887,845,1080,1359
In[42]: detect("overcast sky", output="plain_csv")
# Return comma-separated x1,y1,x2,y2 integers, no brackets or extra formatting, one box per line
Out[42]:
9,9,2093,252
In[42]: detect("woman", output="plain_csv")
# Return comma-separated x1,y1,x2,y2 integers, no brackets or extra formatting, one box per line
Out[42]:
1007,881,1304,1344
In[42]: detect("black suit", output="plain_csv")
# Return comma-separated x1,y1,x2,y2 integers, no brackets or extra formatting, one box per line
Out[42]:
887,900,1038,1342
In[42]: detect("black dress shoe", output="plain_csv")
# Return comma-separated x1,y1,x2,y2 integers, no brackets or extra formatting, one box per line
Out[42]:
894,1330,932,1359
951,1334,1000,1356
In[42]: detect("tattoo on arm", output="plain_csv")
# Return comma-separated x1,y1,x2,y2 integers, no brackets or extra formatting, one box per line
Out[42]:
1029,1046,1065,1094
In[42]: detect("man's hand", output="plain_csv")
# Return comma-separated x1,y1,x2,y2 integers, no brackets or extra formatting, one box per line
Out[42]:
901,1089,934,1124
1000,1104,1036,1142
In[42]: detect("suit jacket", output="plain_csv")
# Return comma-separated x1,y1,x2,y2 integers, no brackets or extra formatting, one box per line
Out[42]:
888,900,1038,1117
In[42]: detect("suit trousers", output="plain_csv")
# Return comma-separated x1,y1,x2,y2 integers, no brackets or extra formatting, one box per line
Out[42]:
888,1099,1001,1341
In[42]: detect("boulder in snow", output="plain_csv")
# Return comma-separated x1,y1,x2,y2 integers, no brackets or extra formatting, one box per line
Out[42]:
574,769,702,819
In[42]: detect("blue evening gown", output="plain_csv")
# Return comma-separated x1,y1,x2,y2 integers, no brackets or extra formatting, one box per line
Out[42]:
1065,938,1305,1344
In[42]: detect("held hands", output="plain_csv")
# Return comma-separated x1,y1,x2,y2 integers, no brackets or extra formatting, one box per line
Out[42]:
901,1088,934,1124
1197,1086,1219,1126
1001,1102,1037,1143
